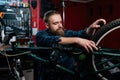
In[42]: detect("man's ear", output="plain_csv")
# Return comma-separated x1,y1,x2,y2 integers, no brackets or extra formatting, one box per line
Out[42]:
45,23,49,28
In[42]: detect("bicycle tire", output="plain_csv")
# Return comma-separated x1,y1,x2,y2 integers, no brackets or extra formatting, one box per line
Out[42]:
92,18,120,80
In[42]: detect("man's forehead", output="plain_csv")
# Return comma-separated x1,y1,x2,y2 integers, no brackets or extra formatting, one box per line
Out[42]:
49,14,62,22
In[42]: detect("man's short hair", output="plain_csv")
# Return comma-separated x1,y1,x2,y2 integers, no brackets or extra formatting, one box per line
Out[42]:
43,10,60,23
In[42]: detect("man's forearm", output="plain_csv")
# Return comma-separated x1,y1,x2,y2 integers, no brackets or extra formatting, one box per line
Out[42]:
58,37,79,45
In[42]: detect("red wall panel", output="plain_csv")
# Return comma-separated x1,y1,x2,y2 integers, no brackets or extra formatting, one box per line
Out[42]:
87,0,120,24
52,1,87,30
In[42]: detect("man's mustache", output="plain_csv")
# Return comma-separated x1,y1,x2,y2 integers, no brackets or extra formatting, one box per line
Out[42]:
56,27,65,31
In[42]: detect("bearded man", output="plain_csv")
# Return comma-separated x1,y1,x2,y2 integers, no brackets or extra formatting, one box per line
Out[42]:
35,10,106,80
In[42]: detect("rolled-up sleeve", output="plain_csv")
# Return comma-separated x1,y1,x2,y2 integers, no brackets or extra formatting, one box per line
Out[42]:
36,30,61,47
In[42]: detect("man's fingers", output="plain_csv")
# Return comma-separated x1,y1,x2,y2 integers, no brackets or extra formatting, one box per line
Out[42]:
84,46,90,53
84,41,98,53
87,44,94,53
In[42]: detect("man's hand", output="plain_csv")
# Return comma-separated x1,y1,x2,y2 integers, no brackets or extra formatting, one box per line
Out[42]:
86,19,106,37
59,37,98,53
75,38,98,53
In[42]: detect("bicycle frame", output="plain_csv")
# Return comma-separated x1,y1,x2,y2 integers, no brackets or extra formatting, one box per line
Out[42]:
1,46,120,79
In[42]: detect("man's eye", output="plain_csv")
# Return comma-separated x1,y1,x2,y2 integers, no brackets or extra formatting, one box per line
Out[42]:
53,23,57,25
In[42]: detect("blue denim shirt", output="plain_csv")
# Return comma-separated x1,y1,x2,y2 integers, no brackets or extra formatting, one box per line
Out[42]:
36,29,89,47
36,29,89,80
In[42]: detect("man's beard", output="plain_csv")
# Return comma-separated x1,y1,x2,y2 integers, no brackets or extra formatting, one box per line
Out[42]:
52,27,65,36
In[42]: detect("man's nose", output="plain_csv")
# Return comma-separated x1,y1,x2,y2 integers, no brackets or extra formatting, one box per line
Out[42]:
58,23,63,28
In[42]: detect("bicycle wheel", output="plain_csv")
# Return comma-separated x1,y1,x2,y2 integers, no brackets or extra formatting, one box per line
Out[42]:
92,18,120,80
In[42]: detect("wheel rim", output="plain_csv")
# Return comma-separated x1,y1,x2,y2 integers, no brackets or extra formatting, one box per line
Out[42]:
92,26,120,80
